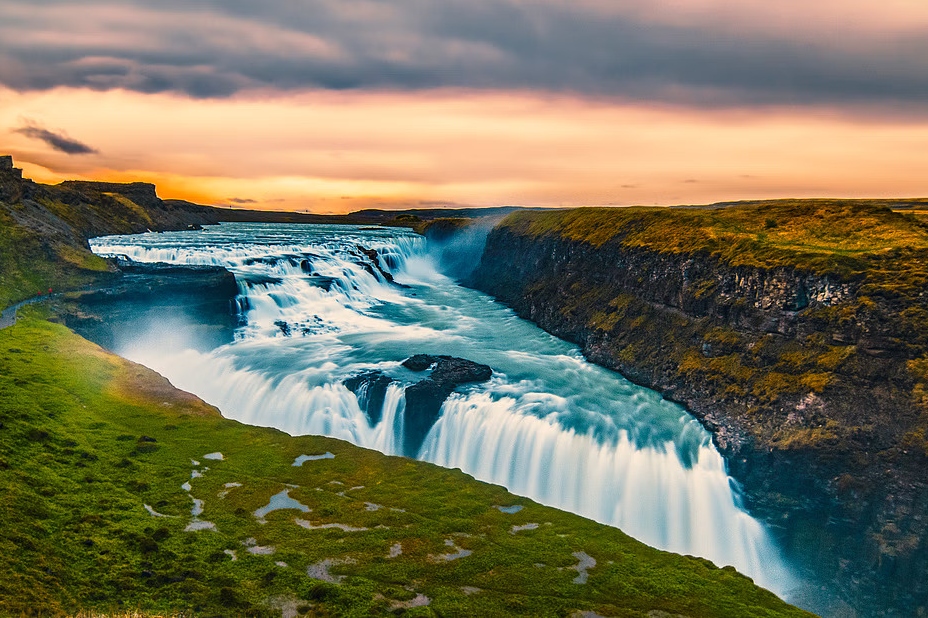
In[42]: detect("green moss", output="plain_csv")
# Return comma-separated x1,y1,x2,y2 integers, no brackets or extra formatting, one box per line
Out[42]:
752,372,798,403
500,200,928,284
0,315,809,617
816,346,855,371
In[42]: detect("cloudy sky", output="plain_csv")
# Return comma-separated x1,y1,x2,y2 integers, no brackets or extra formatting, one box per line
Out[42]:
1,0,926,211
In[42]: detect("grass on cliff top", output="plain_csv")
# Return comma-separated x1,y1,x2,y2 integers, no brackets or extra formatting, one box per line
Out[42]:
0,209,111,309
500,199,928,278
0,312,808,617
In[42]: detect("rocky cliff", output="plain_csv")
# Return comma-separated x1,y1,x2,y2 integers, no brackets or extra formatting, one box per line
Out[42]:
468,202,928,617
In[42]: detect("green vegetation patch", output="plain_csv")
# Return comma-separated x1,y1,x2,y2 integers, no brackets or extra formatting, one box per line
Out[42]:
500,200,928,279
0,209,113,309
0,314,808,617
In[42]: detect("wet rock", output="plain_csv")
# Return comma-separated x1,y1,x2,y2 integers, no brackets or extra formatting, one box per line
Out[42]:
402,379,452,456
400,355,492,456
347,356,492,456
402,354,492,384
57,259,240,352
356,245,395,283
343,371,394,425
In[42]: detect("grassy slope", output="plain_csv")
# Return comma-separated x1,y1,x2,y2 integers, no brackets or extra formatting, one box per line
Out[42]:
0,208,111,309
503,199,928,280
0,311,807,617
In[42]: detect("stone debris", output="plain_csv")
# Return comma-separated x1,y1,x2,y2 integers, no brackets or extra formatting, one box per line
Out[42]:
203,452,224,460
495,505,523,514
510,523,540,534
254,489,311,520
429,539,473,562
364,502,382,511
292,452,335,466
275,561,288,568
191,470,204,479
388,543,403,558
461,586,482,595
294,518,368,532
224,549,238,561
307,557,356,584
191,459,200,466
571,551,596,584
181,482,192,492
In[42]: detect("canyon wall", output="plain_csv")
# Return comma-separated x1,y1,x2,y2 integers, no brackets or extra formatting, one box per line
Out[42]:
467,207,928,616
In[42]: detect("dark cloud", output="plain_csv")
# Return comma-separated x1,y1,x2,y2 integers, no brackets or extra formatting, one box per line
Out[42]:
228,197,257,204
14,121,98,154
1,1,927,109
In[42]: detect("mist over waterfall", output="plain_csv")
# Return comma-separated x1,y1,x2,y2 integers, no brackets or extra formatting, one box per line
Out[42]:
91,222,796,595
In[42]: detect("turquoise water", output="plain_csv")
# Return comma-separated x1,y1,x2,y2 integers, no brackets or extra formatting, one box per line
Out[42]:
91,222,795,594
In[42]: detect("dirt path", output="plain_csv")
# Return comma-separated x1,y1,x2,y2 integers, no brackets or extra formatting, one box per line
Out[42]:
0,296,53,329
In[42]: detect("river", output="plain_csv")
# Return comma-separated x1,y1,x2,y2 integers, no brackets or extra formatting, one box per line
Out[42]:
90,222,796,596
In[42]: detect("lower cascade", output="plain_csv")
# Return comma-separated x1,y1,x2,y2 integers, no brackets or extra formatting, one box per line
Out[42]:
91,222,797,596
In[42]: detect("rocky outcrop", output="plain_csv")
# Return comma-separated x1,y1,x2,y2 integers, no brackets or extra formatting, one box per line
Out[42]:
468,219,928,617
344,355,492,457
400,355,492,455
54,260,241,352
344,371,394,425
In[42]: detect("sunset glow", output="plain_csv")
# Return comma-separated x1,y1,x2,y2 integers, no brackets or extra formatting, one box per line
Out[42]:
2,1,926,211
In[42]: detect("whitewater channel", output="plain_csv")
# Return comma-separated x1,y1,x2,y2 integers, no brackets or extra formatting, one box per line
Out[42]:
91,222,796,595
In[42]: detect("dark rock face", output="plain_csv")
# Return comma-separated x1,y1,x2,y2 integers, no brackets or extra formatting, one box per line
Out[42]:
402,354,493,384
402,379,452,456
469,226,928,617
344,371,394,425
400,355,493,456
356,246,395,283
344,355,492,457
55,260,240,352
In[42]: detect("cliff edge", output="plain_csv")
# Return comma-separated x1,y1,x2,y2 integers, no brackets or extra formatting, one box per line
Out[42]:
469,201,928,616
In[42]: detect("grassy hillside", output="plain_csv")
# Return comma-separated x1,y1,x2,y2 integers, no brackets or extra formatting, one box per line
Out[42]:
0,311,807,617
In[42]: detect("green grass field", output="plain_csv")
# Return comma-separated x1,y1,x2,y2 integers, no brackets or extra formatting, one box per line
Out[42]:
501,199,928,281
0,310,808,617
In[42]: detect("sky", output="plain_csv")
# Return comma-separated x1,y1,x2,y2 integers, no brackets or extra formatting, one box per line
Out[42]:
1,1,927,212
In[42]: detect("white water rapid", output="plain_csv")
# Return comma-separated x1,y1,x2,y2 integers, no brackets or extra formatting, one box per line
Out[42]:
91,222,796,595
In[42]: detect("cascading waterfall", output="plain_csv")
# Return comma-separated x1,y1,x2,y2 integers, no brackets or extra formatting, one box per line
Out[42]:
91,222,796,595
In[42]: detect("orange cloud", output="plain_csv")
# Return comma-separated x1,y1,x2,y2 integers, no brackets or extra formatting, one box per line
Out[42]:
2,87,927,213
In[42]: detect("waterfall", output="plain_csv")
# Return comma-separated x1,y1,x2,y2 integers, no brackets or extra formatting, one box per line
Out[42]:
91,222,796,595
